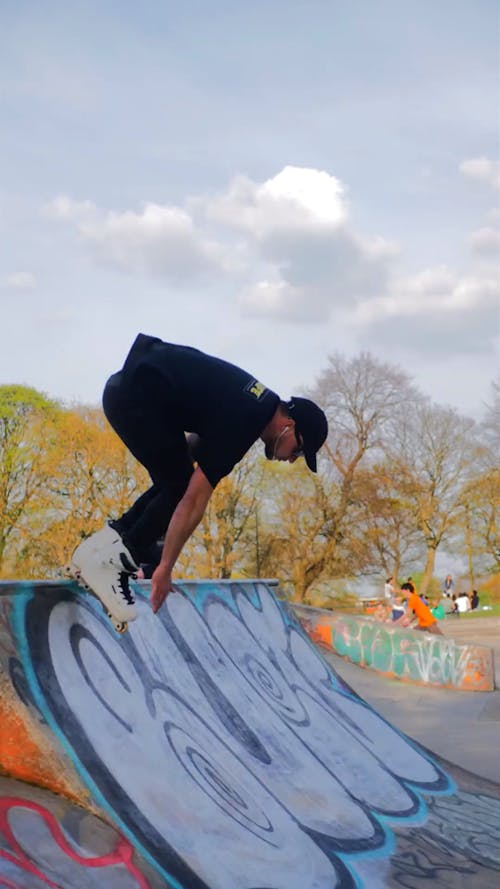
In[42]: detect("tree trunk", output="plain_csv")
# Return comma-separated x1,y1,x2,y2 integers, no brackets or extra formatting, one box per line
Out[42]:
419,547,436,596
291,561,306,603
393,557,401,584
464,508,475,591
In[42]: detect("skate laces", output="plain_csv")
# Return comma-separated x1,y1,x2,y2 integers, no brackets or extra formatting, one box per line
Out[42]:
111,550,137,605
115,572,136,605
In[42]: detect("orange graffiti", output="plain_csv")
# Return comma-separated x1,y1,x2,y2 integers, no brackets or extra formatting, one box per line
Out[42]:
0,700,80,803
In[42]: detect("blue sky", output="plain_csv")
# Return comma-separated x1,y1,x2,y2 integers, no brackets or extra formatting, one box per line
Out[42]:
1,0,498,417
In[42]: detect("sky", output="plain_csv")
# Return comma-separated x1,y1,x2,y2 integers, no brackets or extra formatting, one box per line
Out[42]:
1,0,499,419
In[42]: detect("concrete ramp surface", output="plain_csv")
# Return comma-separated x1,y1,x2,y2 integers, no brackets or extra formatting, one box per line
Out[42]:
0,579,499,888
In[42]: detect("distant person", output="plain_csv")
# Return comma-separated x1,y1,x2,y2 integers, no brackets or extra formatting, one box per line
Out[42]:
400,583,444,635
373,601,392,622
384,576,398,601
440,595,455,616
470,590,480,610
431,599,445,620
456,592,471,614
406,577,416,594
442,574,455,597
68,333,328,624
391,595,406,622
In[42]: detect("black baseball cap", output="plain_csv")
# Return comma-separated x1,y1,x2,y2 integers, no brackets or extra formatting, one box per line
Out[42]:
287,397,328,472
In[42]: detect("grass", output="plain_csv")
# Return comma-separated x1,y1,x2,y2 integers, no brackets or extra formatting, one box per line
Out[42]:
451,602,500,619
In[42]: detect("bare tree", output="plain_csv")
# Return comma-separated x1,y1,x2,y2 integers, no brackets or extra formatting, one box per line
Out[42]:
453,472,500,585
306,352,421,573
481,378,500,459
179,446,266,579
250,461,341,601
350,464,424,580
388,401,477,594
452,381,500,577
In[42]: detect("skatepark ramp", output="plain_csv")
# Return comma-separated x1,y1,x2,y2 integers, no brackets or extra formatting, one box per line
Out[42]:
0,579,499,888
292,604,495,690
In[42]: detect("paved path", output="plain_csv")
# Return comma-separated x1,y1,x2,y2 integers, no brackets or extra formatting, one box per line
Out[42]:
325,647,500,784
440,614,500,686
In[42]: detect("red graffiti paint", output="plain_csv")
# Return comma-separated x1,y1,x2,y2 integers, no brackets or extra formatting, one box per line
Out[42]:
0,874,23,889
0,797,151,888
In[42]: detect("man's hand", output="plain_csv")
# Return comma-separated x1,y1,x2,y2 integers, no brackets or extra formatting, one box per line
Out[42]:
149,466,213,614
151,563,174,613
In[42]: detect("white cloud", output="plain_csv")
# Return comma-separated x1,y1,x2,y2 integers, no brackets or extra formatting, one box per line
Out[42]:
46,195,225,282
46,168,399,320
355,265,499,322
42,167,496,346
199,167,398,320
202,166,348,235
240,280,303,318
258,166,347,226
353,264,499,357
470,226,500,256
239,279,338,322
46,195,97,221
1,272,36,290
459,156,500,190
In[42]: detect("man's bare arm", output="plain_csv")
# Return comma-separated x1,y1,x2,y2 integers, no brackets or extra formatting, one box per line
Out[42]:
150,466,213,613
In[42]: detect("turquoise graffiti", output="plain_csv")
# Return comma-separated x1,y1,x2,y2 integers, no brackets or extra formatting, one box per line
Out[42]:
332,614,493,689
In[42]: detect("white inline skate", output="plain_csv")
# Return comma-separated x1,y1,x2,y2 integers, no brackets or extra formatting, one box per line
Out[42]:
65,524,139,633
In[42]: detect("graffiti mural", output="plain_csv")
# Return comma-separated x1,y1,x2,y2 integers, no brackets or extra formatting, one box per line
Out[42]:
335,615,493,688
0,580,499,888
294,607,494,690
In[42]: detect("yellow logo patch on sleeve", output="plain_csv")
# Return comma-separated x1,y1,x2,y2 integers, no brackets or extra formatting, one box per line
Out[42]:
245,379,268,400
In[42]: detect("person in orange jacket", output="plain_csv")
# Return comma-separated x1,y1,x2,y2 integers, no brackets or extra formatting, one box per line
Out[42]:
400,583,443,635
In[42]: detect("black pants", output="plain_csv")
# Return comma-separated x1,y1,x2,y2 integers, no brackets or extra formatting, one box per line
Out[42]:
102,371,194,567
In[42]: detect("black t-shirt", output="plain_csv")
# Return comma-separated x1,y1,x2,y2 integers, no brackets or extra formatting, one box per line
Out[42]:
122,333,280,487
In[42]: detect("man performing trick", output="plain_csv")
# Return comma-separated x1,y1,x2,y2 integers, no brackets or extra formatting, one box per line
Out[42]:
69,333,328,627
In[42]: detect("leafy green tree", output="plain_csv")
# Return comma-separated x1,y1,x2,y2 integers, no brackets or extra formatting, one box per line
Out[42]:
0,385,60,575
14,405,149,578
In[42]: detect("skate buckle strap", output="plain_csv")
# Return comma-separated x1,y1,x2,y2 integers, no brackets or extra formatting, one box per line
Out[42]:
119,551,139,573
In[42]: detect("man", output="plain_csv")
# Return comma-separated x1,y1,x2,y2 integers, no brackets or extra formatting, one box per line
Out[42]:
456,591,471,614
70,333,328,623
400,583,443,635
442,574,455,597
383,576,397,601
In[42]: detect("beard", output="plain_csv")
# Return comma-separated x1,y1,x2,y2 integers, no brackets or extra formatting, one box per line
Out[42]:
265,427,288,461
264,440,274,460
